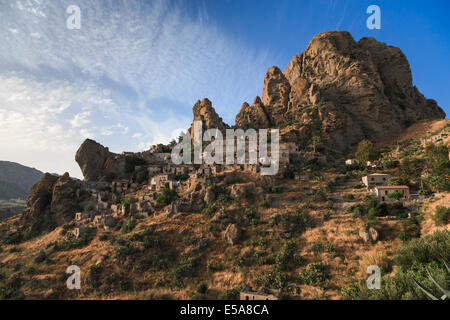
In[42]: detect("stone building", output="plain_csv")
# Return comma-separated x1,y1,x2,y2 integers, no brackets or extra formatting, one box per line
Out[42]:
362,173,390,188
371,185,410,202
240,286,281,300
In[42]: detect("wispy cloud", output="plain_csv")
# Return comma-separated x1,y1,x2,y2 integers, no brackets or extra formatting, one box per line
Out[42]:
0,0,274,178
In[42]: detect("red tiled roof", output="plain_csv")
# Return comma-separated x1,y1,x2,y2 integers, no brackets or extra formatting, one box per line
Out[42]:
375,185,409,189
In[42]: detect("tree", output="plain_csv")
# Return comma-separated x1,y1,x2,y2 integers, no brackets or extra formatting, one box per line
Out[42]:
311,135,322,153
355,140,376,163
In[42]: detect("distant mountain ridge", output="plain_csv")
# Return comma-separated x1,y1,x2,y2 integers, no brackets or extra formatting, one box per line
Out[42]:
0,161,43,200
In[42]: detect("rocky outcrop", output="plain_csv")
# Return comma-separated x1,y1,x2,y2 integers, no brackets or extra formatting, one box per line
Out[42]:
75,139,126,181
235,31,445,154
230,183,255,200
25,173,58,219
223,224,240,245
359,226,379,243
235,97,271,129
262,66,291,108
189,98,229,140
204,186,216,203
75,139,112,181
50,173,80,225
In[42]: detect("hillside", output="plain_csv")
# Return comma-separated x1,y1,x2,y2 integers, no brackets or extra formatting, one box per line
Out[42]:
0,161,43,200
0,31,448,301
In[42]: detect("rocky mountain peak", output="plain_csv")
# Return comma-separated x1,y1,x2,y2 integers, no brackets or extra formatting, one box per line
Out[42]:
189,98,229,138
235,31,445,154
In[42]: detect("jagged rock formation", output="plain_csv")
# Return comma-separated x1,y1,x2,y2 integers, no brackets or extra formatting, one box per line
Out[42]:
75,139,126,181
189,98,229,139
234,31,445,153
235,97,271,130
25,173,58,219
22,172,86,233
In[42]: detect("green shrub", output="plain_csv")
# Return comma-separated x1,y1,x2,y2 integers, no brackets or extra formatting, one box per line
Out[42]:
121,218,137,234
263,184,283,193
348,231,450,299
387,192,404,200
326,200,334,210
155,188,178,206
175,173,189,181
298,262,329,286
345,193,355,200
196,281,208,294
218,286,241,300
433,206,449,226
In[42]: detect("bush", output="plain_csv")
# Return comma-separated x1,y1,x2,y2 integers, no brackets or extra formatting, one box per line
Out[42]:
121,218,137,234
348,231,449,300
387,192,404,200
196,281,208,294
274,210,314,235
298,262,329,286
175,173,189,181
155,188,178,206
345,193,355,200
433,206,449,226
263,184,283,193
398,217,421,242
219,287,241,300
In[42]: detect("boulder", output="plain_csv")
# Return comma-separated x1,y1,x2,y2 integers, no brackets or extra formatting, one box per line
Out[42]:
189,98,229,140
75,139,112,181
223,224,240,245
359,226,379,243
262,66,291,108
25,173,58,219
235,97,271,129
230,183,255,200
204,186,216,203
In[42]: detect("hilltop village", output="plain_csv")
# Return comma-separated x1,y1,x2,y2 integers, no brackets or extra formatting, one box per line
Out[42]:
0,31,448,300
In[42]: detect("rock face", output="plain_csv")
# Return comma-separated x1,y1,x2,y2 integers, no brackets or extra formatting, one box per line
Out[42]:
235,97,271,129
204,186,216,204
359,226,379,243
23,172,87,233
235,31,445,154
25,173,58,219
75,139,126,181
230,183,255,200
189,98,229,139
75,139,112,181
50,173,80,225
223,224,240,245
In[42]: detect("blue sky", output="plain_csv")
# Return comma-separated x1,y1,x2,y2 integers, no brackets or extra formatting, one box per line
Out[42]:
0,0,448,178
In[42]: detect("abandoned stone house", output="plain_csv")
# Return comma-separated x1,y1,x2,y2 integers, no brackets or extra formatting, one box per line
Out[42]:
362,173,390,188
147,165,162,176
72,226,89,239
75,211,92,221
150,173,177,191
153,152,171,161
239,286,281,300
371,185,410,202
111,180,130,193
197,164,222,176
422,132,449,147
